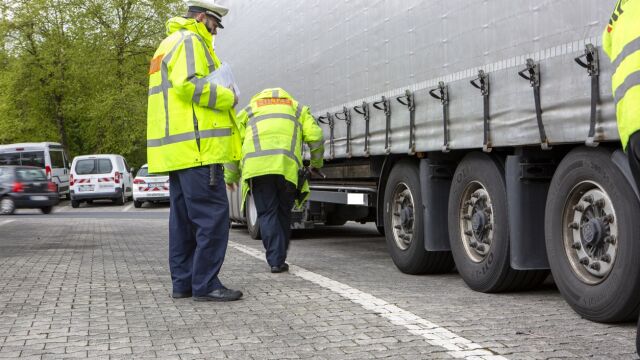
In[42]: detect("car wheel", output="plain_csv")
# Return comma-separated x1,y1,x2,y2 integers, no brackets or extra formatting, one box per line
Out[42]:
87,200,93,204
115,188,126,205
134,200,142,208
41,206,52,214
0,197,16,215
71,200,80,208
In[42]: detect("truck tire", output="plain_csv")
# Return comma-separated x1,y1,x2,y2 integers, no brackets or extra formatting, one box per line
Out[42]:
246,192,261,240
448,152,547,293
383,161,454,274
71,200,80,208
545,147,640,322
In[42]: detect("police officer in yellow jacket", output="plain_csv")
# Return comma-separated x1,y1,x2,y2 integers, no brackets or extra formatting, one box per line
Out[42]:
603,1,640,353
225,88,324,273
603,0,640,192
147,0,242,301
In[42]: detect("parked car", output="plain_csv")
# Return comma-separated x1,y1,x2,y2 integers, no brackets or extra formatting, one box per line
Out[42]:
132,164,169,208
69,154,134,208
0,142,71,199
0,166,60,215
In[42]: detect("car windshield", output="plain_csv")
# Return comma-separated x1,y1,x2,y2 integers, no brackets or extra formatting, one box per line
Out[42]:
136,167,162,177
16,168,47,181
75,159,113,175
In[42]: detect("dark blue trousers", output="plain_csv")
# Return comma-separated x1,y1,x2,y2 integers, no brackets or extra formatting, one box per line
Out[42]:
169,165,229,296
251,175,296,267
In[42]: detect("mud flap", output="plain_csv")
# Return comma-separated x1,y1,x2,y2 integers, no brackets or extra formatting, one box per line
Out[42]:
506,155,552,270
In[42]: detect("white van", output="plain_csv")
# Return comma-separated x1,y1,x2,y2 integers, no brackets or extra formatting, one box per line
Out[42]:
0,142,71,199
69,154,134,208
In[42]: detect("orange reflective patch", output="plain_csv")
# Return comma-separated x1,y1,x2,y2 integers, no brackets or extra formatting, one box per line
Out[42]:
256,98,293,107
149,54,164,74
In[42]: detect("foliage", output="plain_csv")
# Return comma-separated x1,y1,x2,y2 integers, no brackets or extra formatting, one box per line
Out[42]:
0,0,182,167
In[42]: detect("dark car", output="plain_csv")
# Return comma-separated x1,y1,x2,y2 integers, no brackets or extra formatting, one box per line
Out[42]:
0,166,60,215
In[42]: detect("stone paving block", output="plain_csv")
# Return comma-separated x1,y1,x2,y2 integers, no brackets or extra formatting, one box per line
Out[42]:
0,218,637,359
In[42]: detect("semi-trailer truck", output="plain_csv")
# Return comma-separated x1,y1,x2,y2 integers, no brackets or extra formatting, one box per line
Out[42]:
221,0,640,323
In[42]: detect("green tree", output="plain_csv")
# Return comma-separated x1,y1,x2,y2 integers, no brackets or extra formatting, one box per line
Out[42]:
0,0,181,167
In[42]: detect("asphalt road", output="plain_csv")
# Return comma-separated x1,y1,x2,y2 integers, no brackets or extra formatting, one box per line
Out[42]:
0,200,637,359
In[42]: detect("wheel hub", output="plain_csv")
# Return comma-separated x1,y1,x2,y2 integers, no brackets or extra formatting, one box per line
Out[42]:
471,212,486,238
400,206,413,230
459,184,493,263
391,183,414,251
564,184,618,284
581,219,604,247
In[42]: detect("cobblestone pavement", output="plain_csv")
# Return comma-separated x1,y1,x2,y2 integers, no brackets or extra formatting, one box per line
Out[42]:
0,203,637,359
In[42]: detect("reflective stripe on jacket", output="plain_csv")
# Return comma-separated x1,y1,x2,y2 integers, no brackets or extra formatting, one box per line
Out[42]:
224,88,324,208
146,17,241,173
603,0,640,150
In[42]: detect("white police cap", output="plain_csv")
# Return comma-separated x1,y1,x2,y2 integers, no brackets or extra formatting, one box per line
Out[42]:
186,0,229,26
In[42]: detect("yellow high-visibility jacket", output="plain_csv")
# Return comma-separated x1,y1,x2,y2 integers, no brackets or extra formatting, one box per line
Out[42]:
146,17,241,173
224,88,324,208
603,0,640,150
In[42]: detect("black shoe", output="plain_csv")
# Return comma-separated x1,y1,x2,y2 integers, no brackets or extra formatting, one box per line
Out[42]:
270,263,289,273
193,288,243,302
172,291,192,299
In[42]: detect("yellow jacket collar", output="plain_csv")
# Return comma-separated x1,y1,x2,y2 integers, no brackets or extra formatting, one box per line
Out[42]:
166,17,213,48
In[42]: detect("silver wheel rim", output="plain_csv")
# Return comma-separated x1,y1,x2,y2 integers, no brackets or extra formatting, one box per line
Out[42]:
459,181,494,263
390,182,414,251
563,181,618,285
0,198,14,215
248,195,258,228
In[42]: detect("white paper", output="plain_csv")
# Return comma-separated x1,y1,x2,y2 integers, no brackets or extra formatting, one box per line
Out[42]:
206,62,240,96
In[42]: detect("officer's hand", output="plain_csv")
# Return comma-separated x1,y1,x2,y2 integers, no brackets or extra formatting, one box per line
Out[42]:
232,90,238,108
226,182,237,192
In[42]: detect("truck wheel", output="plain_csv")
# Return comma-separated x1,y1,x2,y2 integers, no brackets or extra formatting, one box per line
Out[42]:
545,147,640,322
449,153,547,292
134,200,142,208
246,193,261,240
0,197,15,215
71,200,80,208
384,161,454,274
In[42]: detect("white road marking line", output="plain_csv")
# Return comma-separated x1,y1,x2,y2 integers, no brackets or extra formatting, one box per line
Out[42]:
0,220,15,227
229,241,508,360
54,205,70,213
121,204,134,212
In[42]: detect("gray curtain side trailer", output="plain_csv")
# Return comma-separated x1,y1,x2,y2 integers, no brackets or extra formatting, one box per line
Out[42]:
220,0,640,323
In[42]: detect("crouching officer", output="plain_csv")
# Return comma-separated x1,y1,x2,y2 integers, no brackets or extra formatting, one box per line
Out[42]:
225,88,324,273
146,0,243,301
603,1,640,354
